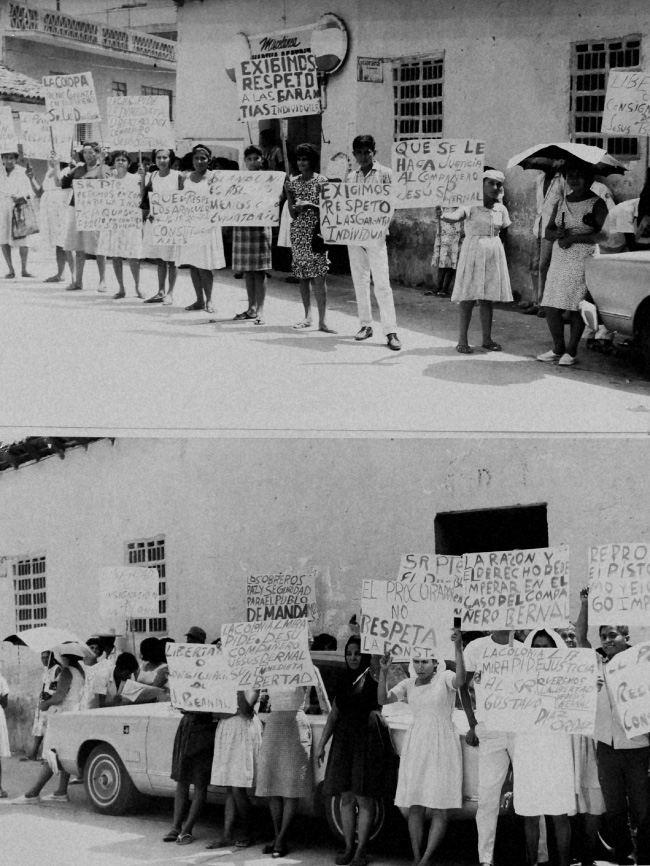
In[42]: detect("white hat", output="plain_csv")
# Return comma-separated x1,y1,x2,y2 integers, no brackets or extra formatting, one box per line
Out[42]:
53,641,86,661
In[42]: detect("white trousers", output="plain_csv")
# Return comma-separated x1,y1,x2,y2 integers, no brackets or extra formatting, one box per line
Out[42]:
476,728,516,865
347,242,397,335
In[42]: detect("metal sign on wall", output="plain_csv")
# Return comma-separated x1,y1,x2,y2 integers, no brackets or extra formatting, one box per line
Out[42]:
358,57,384,83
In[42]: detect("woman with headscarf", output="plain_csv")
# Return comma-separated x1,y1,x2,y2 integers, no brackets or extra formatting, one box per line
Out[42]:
378,628,466,866
316,637,395,866
435,169,513,354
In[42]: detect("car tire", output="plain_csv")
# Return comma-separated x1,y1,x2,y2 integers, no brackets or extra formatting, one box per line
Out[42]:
324,794,388,844
639,312,650,378
84,743,141,816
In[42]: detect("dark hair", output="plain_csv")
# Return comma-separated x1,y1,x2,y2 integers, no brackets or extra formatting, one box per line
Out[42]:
211,157,232,170
115,652,139,674
531,629,555,647
192,143,212,158
244,145,263,159
311,633,337,651
294,142,320,171
260,129,276,144
598,624,630,638
562,161,596,184
352,134,375,153
151,147,176,165
109,150,131,167
1,151,19,160
140,637,166,665
61,656,85,676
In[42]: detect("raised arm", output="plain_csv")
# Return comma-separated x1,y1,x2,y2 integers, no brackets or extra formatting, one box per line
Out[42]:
450,628,466,689
576,586,591,648
377,652,398,705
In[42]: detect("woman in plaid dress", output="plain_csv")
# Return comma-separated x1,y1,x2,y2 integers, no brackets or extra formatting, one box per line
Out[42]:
231,146,272,326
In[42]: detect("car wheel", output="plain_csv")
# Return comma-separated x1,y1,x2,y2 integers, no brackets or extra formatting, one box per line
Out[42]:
639,313,650,378
84,744,140,815
324,794,387,844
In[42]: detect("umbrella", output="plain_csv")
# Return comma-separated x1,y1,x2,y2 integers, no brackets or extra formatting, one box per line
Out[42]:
3,625,82,654
507,142,627,177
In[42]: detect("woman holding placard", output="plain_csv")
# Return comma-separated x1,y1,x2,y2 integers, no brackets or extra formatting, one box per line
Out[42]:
378,628,465,866
141,147,182,305
176,143,225,314
435,169,512,354
37,156,75,284
97,151,144,299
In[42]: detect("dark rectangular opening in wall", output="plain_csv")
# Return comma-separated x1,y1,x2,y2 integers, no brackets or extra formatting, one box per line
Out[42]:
434,504,548,555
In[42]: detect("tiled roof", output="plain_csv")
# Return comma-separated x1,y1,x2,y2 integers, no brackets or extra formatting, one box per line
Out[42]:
0,65,45,103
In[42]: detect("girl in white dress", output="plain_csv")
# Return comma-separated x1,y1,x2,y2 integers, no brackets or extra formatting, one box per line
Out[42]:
378,628,466,866
435,169,512,354
36,157,74,283
0,670,10,797
140,148,182,305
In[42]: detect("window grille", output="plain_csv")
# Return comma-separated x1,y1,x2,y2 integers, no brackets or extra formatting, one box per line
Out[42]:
141,86,174,121
393,57,443,141
12,555,47,631
126,536,166,634
112,81,127,97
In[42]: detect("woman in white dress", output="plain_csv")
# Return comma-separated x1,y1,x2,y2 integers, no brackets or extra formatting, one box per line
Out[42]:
141,148,182,305
0,152,40,278
378,628,466,866
36,156,74,284
97,151,144,299
0,669,10,797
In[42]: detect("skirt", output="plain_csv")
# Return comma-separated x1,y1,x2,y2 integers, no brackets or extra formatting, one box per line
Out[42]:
97,226,144,259
63,207,100,255
210,713,263,788
255,711,312,798
451,236,513,304
39,189,67,248
171,712,217,785
324,709,398,799
175,226,226,270
231,226,272,273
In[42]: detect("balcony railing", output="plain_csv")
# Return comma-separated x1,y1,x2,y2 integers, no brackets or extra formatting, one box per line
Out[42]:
8,2,176,64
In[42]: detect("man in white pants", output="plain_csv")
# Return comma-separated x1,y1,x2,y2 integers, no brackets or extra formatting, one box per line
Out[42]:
347,134,401,351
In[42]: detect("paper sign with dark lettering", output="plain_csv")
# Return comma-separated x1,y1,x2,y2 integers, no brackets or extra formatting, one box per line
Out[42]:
588,543,650,626
392,139,485,209
462,546,570,630
166,643,238,713
237,54,321,122
208,171,284,226
149,188,211,245
320,181,393,246
19,114,74,162
479,644,597,734
399,553,464,618
108,96,174,151
98,566,159,621
74,178,142,231
606,640,650,738
601,70,650,137
0,107,17,154
43,72,100,123
221,618,316,689
246,569,317,621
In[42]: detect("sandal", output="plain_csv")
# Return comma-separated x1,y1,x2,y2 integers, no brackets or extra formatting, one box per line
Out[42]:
456,344,473,354
235,836,251,849
205,301,215,314
272,844,289,858
262,842,276,854
45,275,63,283
21,271,35,278
163,829,180,842
4,272,15,279
113,292,126,299
233,309,256,320
292,320,312,329
205,836,234,849
176,833,194,846
482,342,502,351
185,302,205,311
318,325,337,334
351,858,368,866
162,294,173,306
66,283,82,291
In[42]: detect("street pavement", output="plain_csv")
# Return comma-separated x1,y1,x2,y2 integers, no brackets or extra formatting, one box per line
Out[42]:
1,241,650,434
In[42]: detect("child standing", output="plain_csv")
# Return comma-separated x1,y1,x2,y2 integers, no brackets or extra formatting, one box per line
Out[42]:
0,670,9,797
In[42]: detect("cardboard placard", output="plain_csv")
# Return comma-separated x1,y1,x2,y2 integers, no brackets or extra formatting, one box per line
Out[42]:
392,139,485,209
246,569,317,621
43,72,100,123
148,187,211,244
462,546,570,630
606,640,650,738
0,107,18,154
399,553,464,617
320,180,393,246
588,543,650,625
19,114,74,162
98,566,159,621
166,643,238,713
601,69,650,136
479,644,597,735
74,178,142,231
221,618,317,689
209,171,284,226
237,54,321,121
107,96,175,151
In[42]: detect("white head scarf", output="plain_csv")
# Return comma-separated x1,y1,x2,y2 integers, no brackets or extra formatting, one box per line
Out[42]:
523,628,564,648
483,169,505,182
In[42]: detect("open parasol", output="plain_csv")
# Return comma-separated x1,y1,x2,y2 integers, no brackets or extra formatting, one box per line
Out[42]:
3,625,82,654
507,142,627,177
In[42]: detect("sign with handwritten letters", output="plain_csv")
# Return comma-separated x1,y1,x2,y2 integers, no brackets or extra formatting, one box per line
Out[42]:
398,553,463,617
0,107,18,154
237,55,320,122
166,643,238,713
319,181,393,246
246,569,317,621
601,69,650,136
588,543,650,626
43,72,100,123
606,640,650,738
461,546,570,630
221,618,317,689
392,139,485,209
149,188,211,245
19,114,74,162
98,566,159,621
74,178,142,231
208,171,284,226
479,644,597,735
107,96,174,151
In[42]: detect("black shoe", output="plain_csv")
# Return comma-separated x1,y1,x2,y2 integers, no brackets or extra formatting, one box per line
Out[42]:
144,294,164,304
387,333,402,351
355,326,373,341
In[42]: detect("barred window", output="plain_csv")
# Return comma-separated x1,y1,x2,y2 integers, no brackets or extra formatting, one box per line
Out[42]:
12,555,47,631
141,85,174,121
126,536,166,634
112,81,127,97
393,57,443,141
76,123,94,145
571,36,641,158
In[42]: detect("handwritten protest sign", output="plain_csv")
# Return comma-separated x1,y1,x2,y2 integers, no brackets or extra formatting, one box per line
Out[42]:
108,96,174,151
246,569,317,621
588,543,650,626
0,107,18,154
399,554,464,617
478,644,597,734
98,566,159,621
392,139,485,209
237,54,320,121
320,181,393,246
208,171,284,226
166,643,238,713
462,546,570,630
19,114,74,162
74,178,142,231
149,188,211,245
606,640,650,738
43,72,100,123
222,618,317,689
601,69,650,137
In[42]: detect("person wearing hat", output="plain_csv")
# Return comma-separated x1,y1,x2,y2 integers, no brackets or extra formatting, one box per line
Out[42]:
186,626,206,643
9,644,86,804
